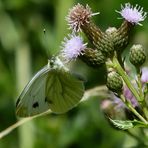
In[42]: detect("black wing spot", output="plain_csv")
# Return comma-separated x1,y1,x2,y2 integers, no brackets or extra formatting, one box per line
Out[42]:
32,102,39,108
45,97,53,104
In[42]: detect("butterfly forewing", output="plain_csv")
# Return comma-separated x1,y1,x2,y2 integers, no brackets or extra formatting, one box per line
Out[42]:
16,65,51,117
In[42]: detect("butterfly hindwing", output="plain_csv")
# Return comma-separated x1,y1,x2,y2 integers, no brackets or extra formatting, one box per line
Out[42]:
45,69,84,113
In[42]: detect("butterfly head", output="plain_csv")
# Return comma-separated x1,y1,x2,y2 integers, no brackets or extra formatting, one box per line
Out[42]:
48,56,68,71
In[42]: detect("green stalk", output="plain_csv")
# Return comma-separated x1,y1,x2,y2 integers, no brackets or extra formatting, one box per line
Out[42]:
112,56,141,102
120,94,148,124
0,85,109,139
112,55,148,121
136,68,144,101
136,68,148,120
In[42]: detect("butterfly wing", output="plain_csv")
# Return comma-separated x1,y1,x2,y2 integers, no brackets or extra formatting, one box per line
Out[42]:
16,65,51,117
16,58,84,117
45,69,84,113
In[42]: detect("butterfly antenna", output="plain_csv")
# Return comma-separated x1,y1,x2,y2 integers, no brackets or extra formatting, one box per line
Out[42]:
43,28,50,59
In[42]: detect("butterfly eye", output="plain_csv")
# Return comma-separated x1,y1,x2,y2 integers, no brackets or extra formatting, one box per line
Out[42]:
49,57,56,67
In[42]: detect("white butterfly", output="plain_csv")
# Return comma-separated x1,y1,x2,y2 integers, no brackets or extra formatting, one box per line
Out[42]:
16,57,84,117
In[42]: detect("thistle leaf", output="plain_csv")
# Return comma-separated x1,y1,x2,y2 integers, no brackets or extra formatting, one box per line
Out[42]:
109,118,148,130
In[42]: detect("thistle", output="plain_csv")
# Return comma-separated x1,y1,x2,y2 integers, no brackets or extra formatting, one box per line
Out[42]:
66,3,99,32
66,3,114,56
117,3,147,26
60,34,106,67
60,34,87,62
56,2,148,144
114,3,147,51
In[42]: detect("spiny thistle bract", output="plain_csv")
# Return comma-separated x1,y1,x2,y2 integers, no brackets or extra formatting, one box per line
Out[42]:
80,48,106,67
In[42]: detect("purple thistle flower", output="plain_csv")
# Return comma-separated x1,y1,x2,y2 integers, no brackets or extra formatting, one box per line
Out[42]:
61,34,87,62
114,97,125,109
116,3,147,26
66,3,99,32
114,85,138,108
123,86,138,107
141,67,148,83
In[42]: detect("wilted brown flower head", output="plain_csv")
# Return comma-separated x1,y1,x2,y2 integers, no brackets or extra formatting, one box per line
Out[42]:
66,3,99,32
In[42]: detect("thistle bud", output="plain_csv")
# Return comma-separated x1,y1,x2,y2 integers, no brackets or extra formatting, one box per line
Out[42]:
105,27,128,51
106,71,123,93
129,44,146,67
80,48,106,67
66,3,114,56
105,27,117,37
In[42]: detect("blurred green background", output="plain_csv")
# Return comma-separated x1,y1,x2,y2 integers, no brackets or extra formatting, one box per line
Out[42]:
0,0,148,148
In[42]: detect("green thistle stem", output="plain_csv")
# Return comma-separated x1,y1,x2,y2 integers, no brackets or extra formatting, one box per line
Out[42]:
112,55,141,102
136,69,144,101
143,107,148,120
110,55,148,123
116,50,124,68
136,68,148,120
120,94,148,124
